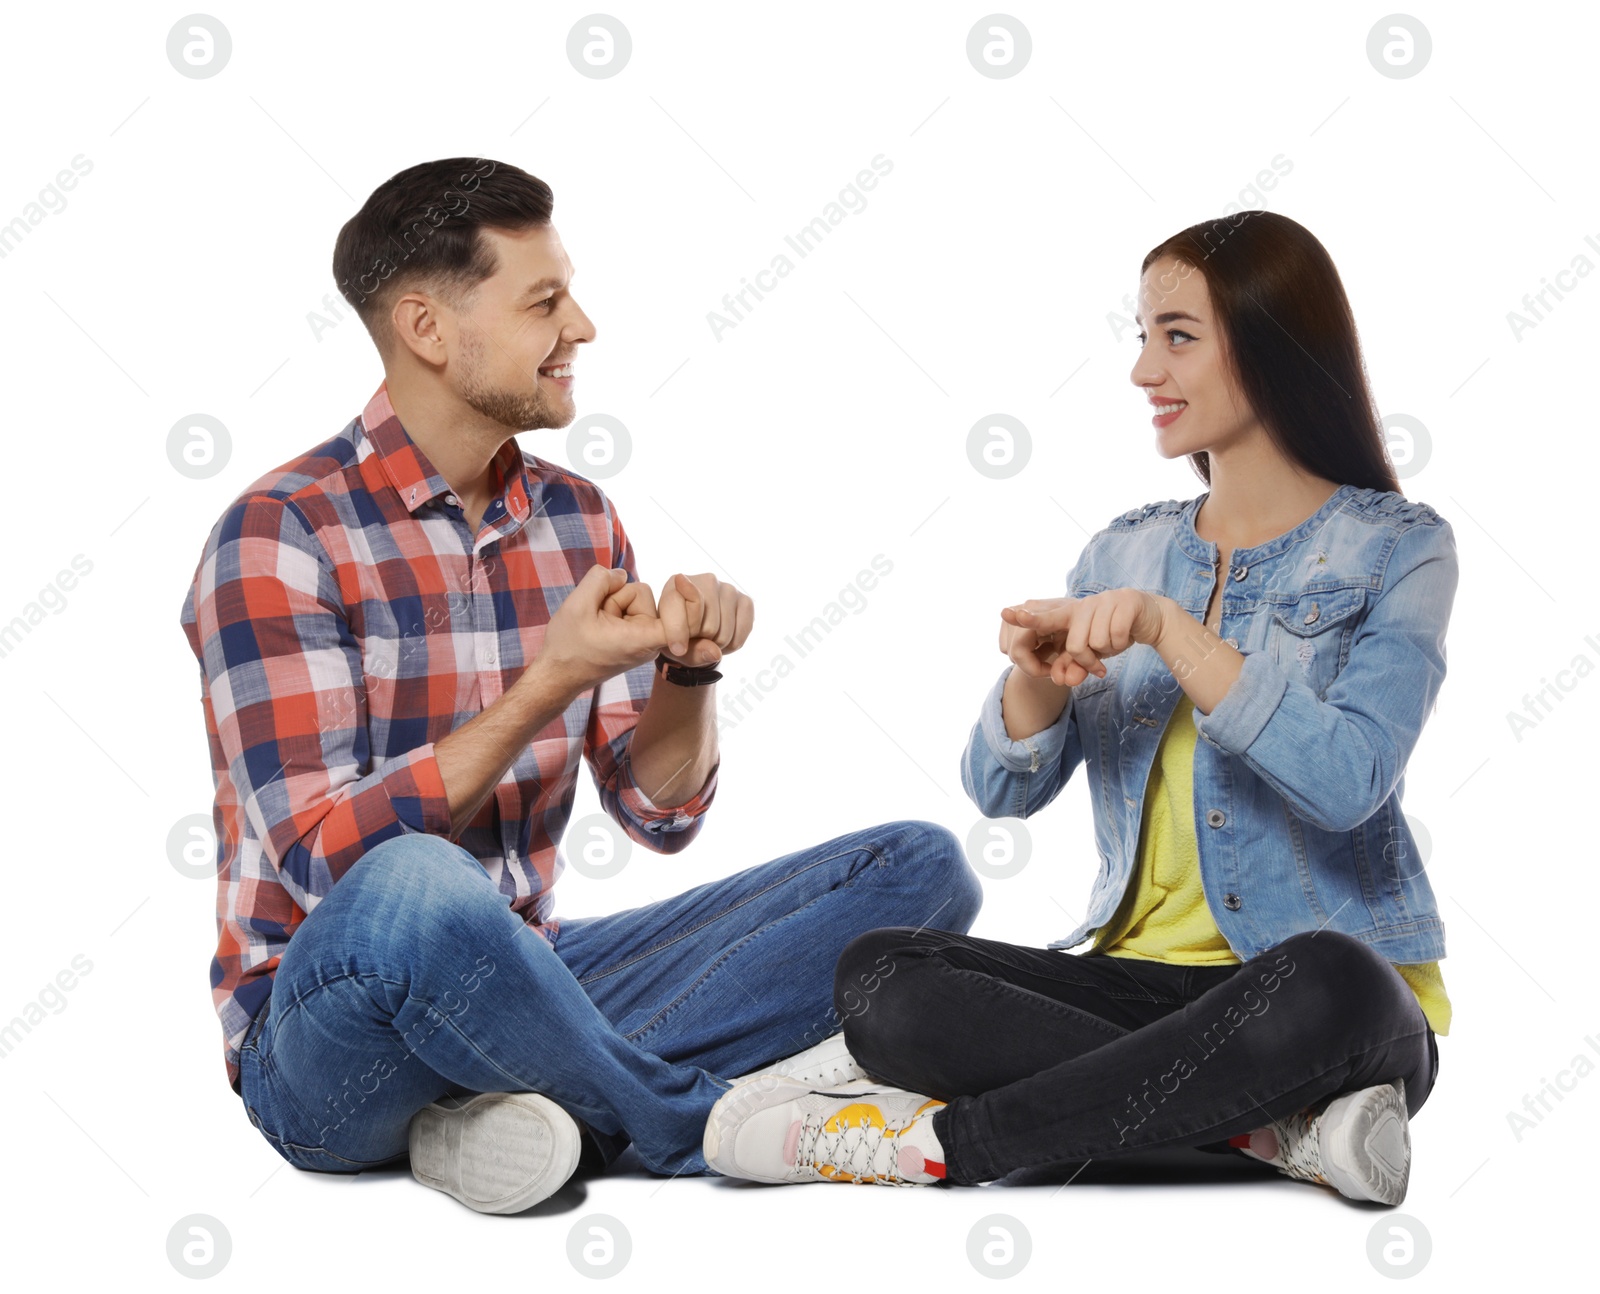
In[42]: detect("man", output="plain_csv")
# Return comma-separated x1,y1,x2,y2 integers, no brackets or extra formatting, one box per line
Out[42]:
178,156,981,1213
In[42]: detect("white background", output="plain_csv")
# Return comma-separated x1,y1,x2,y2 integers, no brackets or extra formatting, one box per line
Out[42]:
1,0,1592,1287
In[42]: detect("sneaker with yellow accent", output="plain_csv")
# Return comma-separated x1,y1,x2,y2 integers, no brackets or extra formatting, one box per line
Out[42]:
703,1076,947,1185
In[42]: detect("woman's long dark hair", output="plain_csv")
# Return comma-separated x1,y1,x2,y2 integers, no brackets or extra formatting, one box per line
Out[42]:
1141,211,1400,495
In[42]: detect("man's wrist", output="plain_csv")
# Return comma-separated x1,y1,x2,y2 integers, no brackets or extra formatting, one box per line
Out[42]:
522,653,591,709
655,653,722,687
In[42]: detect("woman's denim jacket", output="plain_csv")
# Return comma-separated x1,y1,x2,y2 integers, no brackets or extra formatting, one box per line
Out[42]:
961,484,1458,964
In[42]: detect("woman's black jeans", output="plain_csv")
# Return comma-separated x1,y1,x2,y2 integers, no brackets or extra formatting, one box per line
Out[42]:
833,926,1438,1186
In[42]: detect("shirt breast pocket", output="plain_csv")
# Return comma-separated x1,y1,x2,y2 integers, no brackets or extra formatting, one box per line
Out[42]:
1267,585,1369,698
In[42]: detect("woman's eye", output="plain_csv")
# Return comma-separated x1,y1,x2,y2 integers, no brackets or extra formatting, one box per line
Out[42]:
1168,329,1195,344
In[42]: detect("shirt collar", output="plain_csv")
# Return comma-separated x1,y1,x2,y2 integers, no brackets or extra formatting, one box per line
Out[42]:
360,380,535,526
1176,483,1355,565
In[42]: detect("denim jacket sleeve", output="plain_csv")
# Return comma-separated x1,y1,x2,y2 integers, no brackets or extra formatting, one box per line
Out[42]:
960,549,1092,819
1192,516,1458,832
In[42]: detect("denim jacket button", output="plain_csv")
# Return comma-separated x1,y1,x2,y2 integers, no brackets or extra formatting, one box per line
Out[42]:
1205,808,1226,828
1124,796,1136,809
1223,892,1242,911
1231,564,1248,581
1224,637,1238,648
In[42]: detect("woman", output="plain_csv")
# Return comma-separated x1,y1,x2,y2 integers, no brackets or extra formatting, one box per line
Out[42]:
703,210,1456,1206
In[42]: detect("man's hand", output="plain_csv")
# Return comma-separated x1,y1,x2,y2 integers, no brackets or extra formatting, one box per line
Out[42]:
600,572,659,625
657,572,754,667
1000,589,1174,687
539,565,669,697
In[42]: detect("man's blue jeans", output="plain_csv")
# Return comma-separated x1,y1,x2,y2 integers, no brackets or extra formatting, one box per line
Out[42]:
237,819,980,1177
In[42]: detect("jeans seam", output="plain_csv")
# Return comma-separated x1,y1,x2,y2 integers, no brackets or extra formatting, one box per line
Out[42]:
619,925,770,1044
909,939,1191,1007
571,846,884,986
255,1118,385,1169
933,966,1137,1042
252,972,416,1148
272,971,412,1024
620,853,898,1044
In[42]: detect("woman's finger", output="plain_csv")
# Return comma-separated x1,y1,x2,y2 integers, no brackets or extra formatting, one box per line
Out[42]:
1063,603,1109,679
1106,596,1139,655
1005,602,1076,635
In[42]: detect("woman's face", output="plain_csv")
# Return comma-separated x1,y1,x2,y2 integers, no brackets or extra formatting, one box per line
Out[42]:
1130,255,1258,460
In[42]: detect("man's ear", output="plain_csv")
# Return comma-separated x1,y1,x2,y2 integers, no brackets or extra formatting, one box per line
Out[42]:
389,290,453,369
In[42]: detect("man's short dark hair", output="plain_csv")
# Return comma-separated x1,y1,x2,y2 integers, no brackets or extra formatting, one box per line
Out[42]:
332,157,554,357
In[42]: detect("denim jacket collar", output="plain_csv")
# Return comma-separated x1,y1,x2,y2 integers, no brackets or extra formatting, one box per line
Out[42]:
1175,482,1359,567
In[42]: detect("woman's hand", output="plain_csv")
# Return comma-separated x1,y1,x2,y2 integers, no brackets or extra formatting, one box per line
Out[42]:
1000,589,1173,687
999,599,1097,688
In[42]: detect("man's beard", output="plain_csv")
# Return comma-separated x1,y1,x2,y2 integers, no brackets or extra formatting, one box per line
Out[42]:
457,327,568,432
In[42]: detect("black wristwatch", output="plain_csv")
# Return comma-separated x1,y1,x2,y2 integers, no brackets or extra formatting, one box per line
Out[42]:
655,653,723,686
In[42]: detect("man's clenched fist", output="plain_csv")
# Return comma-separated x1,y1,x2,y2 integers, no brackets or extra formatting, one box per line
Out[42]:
654,572,754,667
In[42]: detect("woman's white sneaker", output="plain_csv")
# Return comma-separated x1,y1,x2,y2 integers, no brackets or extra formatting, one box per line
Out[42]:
408,1091,582,1214
1235,1080,1410,1205
704,1075,947,1185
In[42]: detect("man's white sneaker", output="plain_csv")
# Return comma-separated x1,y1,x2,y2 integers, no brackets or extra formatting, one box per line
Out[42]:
731,1031,872,1088
703,1075,947,1185
408,1091,582,1214
1234,1080,1411,1205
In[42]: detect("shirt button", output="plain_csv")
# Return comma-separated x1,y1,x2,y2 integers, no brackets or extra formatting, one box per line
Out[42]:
445,493,459,506
1223,892,1242,911
1205,808,1226,828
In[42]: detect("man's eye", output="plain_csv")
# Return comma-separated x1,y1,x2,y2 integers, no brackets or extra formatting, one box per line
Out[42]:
531,298,554,310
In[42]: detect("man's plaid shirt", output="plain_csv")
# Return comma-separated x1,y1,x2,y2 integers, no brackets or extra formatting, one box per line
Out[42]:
179,381,716,1092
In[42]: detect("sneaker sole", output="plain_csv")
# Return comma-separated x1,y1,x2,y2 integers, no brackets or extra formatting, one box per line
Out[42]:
408,1091,581,1215
1320,1082,1410,1206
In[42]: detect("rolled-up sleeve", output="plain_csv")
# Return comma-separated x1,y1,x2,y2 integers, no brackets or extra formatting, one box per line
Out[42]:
960,664,1086,820
193,495,452,908
586,659,718,851
1193,518,1459,832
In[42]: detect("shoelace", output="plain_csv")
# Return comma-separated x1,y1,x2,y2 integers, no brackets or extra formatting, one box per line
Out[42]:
794,1110,914,1183
1267,1104,1327,1183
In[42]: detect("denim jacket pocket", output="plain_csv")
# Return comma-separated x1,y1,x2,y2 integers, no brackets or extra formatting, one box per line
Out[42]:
1268,586,1368,697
